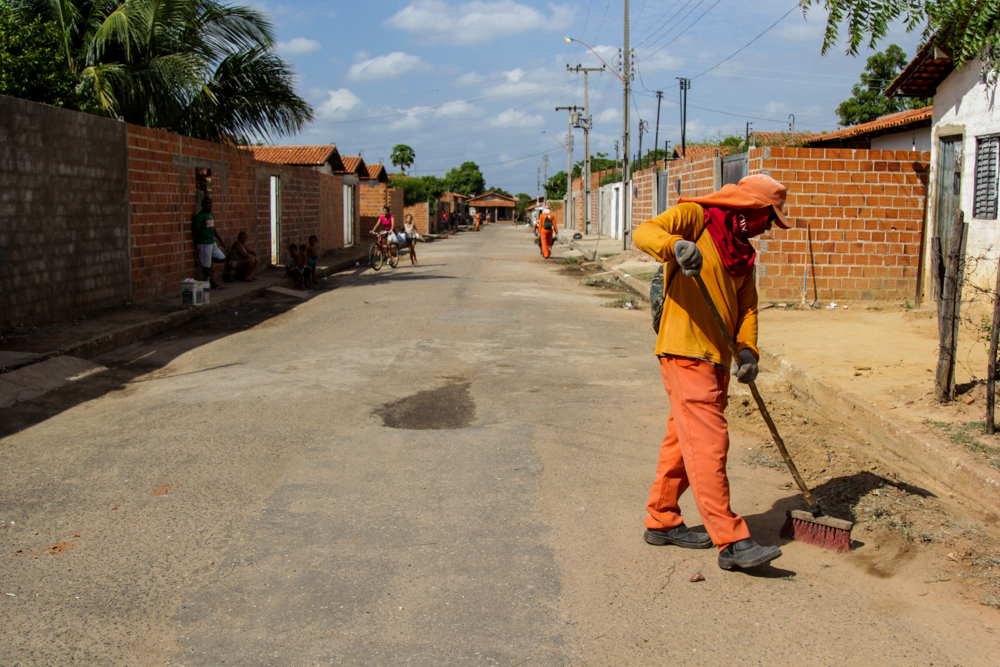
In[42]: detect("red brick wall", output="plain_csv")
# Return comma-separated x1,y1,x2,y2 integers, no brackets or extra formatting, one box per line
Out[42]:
630,166,659,232
570,171,602,233
662,154,719,210
126,124,348,303
750,147,929,302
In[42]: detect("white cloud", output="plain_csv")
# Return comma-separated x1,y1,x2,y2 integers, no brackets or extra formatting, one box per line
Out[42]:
491,108,543,129
347,52,432,82
385,100,483,132
765,101,788,114
277,37,322,56
385,0,575,45
317,89,362,120
455,71,487,86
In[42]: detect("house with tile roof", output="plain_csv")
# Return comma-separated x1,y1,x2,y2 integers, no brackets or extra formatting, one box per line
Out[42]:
886,38,1000,297
804,107,933,151
245,144,345,174
468,191,517,223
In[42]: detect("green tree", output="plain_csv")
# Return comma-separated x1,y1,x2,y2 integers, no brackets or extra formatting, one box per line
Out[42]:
444,161,486,196
26,0,312,143
0,1,89,109
389,173,446,206
544,171,567,199
489,186,512,197
514,193,532,217
802,0,1000,83
835,45,930,125
391,144,415,174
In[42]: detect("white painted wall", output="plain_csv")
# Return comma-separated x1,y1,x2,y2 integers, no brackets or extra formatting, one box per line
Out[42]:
870,127,932,152
923,60,1000,297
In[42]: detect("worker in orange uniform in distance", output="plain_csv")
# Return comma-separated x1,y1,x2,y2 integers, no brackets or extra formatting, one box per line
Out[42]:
632,174,792,571
538,207,556,258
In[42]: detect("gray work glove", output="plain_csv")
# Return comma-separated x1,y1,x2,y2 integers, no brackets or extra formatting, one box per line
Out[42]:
674,239,702,276
735,349,759,384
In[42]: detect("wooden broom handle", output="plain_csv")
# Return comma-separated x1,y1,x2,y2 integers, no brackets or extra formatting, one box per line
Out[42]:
690,273,819,511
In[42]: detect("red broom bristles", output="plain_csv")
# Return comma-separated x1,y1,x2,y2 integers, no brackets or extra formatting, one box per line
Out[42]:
779,516,851,554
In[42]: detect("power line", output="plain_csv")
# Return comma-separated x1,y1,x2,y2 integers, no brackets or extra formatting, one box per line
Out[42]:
638,0,722,61
692,3,800,79
636,0,705,58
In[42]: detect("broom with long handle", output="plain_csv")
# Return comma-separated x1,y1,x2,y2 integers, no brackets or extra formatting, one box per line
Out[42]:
690,273,854,553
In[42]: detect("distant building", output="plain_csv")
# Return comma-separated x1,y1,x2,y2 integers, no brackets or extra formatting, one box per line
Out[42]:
804,107,933,151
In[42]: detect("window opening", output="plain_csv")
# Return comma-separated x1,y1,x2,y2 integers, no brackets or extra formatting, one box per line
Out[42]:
974,135,999,220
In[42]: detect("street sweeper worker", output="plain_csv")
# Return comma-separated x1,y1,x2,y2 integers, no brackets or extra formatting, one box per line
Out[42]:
632,173,792,570
539,207,556,258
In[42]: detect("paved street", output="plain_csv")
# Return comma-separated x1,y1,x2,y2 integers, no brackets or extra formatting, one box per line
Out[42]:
2,226,999,666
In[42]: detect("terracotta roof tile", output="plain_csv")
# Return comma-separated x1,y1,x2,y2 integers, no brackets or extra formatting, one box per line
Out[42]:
364,163,389,183
885,37,953,98
245,145,343,170
751,131,818,147
671,145,740,159
338,156,367,175
805,106,933,145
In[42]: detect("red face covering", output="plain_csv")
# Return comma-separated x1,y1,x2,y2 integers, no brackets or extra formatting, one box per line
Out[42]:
702,205,772,277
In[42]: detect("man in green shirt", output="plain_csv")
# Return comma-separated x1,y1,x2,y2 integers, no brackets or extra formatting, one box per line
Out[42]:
192,197,226,289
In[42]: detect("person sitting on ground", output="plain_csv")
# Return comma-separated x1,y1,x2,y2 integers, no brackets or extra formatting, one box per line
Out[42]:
228,231,258,282
192,197,226,290
403,214,420,267
296,244,311,286
284,243,304,287
307,235,320,280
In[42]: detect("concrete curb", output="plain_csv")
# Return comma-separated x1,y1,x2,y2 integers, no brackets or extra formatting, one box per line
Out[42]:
759,350,1000,516
1,250,368,374
563,236,1000,515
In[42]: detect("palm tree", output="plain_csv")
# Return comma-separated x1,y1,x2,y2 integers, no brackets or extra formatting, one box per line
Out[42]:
391,144,415,174
33,0,312,143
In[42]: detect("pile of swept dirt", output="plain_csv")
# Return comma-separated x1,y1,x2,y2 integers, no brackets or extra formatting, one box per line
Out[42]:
728,375,1000,609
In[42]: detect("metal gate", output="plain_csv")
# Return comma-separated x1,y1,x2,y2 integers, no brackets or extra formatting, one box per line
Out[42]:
657,169,670,214
722,152,748,185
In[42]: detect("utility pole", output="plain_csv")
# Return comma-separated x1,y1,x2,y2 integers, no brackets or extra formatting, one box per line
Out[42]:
677,77,690,157
638,120,648,171
654,90,663,168
568,65,604,235
556,105,584,231
614,140,619,181
543,154,548,205
621,0,631,250
745,121,753,149
536,167,540,200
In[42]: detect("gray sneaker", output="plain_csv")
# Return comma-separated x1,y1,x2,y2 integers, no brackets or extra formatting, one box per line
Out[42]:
644,523,713,549
718,538,782,569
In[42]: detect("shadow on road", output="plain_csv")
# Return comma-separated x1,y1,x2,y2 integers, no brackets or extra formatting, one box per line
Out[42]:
0,287,329,439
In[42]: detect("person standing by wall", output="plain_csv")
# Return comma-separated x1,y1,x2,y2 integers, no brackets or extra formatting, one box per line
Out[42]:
538,207,556,258
192,197,226,290
632,174,792,570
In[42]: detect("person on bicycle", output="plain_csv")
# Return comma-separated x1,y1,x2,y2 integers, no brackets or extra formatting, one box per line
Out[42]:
371,206,395,247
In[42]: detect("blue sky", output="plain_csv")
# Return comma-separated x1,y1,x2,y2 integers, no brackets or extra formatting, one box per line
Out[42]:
259,0,924,195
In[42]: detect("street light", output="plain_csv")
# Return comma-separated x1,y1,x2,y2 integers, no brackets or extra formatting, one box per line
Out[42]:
564,37,624,83
541,130,569,153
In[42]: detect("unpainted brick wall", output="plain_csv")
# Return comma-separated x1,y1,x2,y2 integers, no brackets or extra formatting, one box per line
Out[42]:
127,124,349,303
360,184,403,242
1,96,130,330
751,146,929,302
570,171,602,233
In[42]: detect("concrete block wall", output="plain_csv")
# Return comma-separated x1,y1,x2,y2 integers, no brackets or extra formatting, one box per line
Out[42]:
750,146,930,302
0,95,130,329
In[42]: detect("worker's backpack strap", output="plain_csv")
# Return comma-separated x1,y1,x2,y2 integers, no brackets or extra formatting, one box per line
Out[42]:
651,224,706,334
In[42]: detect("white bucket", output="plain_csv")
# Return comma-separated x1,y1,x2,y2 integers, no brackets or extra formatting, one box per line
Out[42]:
181,282,203,306
200,281,211,305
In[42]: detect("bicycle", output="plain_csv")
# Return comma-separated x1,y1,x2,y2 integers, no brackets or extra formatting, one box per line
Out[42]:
369,231,400,271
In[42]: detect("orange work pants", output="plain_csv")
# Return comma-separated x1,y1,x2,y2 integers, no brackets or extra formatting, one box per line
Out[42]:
540,229,553,258
645,355,751,547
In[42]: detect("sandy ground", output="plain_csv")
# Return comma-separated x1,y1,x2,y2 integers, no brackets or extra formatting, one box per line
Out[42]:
0,226,998,666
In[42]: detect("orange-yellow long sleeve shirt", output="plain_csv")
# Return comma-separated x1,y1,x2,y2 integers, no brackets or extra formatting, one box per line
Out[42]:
632,202,759,368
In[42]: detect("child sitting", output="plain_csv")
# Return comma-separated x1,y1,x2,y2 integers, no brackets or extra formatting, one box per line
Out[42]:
296,244,311,286
284,243,304,287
